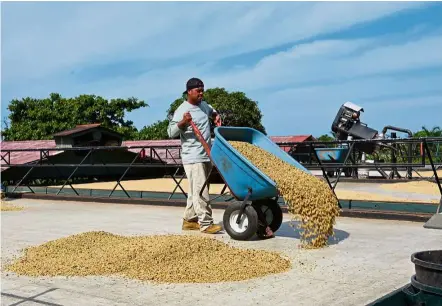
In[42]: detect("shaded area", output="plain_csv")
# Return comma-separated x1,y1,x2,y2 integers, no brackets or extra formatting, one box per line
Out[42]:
1,288,62,306
274,221,350,245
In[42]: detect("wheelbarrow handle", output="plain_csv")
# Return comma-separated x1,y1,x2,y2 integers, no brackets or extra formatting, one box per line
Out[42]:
190,121,211,157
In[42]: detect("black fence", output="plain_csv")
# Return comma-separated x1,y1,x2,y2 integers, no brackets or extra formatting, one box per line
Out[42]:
1,145,184,198
1,137,441,209
280,137,442,177
281,137,441,211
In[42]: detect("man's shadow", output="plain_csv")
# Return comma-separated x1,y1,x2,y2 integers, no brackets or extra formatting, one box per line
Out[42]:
271,221,350,245
216,220,350,245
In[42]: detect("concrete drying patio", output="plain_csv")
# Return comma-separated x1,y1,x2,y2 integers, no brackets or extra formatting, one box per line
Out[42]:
1,198,441,306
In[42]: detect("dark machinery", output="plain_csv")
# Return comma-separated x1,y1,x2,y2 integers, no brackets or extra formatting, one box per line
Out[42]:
332,102,378,139
330,102,413,178
332,102,381,154
332,102,413,149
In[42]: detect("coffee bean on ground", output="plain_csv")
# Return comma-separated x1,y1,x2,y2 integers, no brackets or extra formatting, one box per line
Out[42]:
5,231,292,283
1,200,23,212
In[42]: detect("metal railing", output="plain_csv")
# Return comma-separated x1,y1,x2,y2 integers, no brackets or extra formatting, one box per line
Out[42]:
1,145,184,198
1,137,441,213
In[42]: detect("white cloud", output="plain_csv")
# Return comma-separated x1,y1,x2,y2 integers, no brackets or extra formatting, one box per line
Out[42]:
2,1,440,137
2,1,424,81
67,31,441,112
204,33,442,92
4,29,441,136
268,74,442,107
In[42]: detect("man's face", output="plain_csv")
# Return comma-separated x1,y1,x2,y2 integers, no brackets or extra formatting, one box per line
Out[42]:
188,87,204,103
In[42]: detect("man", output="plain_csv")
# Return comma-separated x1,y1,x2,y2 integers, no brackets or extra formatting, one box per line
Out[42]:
167,77,222,234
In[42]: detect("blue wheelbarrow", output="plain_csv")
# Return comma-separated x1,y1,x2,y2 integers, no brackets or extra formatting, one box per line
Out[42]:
191,123,311,240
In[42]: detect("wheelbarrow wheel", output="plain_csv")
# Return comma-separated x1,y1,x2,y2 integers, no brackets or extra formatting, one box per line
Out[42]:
223,201,258,241
252,199,283,239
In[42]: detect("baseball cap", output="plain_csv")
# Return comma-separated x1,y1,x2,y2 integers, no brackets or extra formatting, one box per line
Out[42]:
183,77,204,95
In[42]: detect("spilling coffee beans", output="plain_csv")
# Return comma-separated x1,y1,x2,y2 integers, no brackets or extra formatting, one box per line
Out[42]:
229,141,340,249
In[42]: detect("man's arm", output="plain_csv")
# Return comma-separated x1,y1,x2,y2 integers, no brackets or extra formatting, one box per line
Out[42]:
167,110,192,139
167,109,182,139
207,104,222,127
206,103,217,116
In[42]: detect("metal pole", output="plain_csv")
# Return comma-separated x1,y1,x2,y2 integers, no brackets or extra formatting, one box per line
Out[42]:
423,140,442,213
312,148,342,209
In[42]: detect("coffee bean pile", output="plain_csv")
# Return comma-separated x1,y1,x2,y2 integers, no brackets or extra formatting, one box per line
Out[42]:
5,231,291,283
1,200,23,212
229,141,340,249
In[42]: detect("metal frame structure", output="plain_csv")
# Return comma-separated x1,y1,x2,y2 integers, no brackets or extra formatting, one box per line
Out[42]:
1,145,184,198
279,137,441,175
2,137,442,213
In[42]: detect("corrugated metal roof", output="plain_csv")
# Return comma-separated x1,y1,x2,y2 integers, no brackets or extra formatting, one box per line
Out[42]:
270,135,316,153
123,140,182,164
270,135,315,143
123,140,181,147
53,124,101,137
0,139,182,168
1,140,61,170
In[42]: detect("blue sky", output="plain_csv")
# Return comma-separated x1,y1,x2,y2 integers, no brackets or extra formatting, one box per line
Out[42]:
1,1,442,137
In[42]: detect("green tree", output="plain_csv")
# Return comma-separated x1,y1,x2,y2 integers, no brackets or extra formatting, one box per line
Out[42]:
1,93,147,141
317,133,335,142
136,119,169,140
412,125,441,163
413,126,442,138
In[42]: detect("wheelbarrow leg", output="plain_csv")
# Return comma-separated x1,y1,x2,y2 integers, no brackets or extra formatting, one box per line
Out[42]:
254,203,274,238
199,167,213,203
236,188,252,224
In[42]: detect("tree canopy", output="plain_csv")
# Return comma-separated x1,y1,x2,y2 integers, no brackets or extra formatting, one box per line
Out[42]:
1,91,439,144
1,88,266,141
412,126,442,138
136,119,170,140
317,134,335,142
1,93,147,141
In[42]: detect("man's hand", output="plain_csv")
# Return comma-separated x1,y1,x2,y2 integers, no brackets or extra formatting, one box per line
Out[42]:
213,113,222,127
178,112,192,129
183,112,192,124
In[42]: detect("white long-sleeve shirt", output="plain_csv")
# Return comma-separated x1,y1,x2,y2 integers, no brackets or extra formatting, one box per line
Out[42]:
167,101,216,165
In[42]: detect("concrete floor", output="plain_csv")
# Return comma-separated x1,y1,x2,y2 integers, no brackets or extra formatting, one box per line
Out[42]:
1,199,441,306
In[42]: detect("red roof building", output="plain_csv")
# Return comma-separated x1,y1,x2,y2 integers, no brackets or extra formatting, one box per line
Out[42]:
1,136,315,168
270,135,317,153
52,123,102,137
269,135,315,143
1,140,60,170
0,139,182,169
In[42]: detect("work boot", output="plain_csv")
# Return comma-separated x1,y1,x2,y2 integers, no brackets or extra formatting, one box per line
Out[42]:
182,219,200,231
201,224,222,234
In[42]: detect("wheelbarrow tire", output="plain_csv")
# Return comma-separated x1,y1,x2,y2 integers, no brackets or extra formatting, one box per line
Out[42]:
252,199,283,238
223,201,258,241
